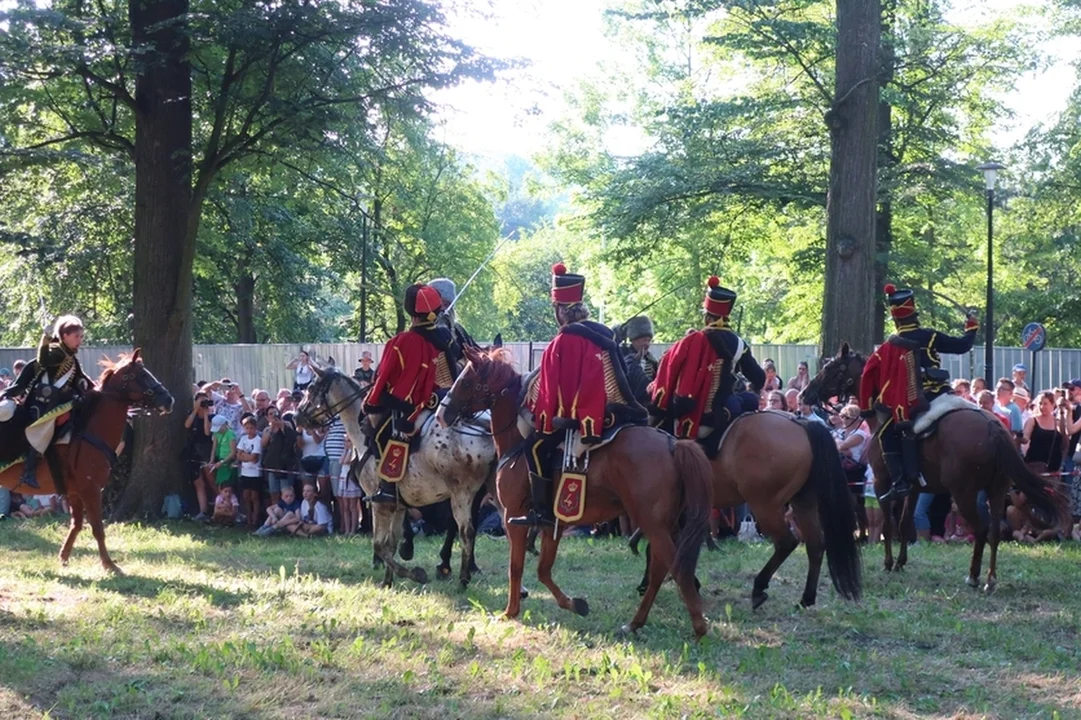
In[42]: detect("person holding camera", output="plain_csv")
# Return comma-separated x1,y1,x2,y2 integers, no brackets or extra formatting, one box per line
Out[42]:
287,350,315,392
204,378,251,435
186,390,215,520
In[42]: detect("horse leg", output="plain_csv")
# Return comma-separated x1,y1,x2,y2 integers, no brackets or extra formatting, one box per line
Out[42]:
437,523,457,579
449,488,476,589
896,495,914,571
58,493,85,566
504,523,529,619
374,505,427,586
984,485,1006,594
790,498,824,608
636,542,651,595
82,490,121,575
953,488,986,589
751,506,799,610
623,534,673,634
399,511,415,561
881,498,895,572
536,526,587,616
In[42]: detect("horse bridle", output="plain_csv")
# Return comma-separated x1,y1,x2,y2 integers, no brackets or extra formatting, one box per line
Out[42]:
103,365,168,411
449,367,522,438
811,355,863,433
304,374,367,427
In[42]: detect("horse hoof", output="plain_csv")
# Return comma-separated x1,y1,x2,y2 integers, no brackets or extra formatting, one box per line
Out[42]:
411,568,429,584
105,564,124,576
983,580,997,595
618,623,636,636
571,597,590,617
399,541,415,562
520,587,530,600
965,575,979,588
636,584,647,597
798,598,815,610
436,566,452,580
751,592,768,610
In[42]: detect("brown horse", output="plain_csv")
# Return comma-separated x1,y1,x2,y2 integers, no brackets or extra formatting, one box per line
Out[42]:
637,410,863,609
0,351,174,573
802,344,1070,591
438,347,712,638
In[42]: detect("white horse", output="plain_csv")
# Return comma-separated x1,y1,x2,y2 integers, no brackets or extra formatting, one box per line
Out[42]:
296,366,496,587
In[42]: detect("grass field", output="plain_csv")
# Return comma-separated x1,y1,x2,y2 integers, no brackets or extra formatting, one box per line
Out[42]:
1,520,1080,719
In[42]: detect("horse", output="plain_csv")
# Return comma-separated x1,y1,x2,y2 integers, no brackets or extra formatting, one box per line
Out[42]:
0,351,174,573
438,347,712,638
294,366,495,588
801,343,1071,591
632,406,863,610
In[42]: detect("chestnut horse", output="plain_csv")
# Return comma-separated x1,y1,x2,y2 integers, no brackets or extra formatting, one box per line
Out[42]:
0,351,174,573
636,409,863,609
802,344,1070,591
438,347,712,639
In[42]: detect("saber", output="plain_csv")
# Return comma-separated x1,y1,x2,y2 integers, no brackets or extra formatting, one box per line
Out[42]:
37,292,51,333
445,233,514,315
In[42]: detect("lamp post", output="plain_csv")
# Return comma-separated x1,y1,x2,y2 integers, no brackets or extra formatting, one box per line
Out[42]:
977,161,1005,388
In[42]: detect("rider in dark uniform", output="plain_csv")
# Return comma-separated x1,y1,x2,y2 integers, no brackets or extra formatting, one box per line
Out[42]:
427,278,478,363
860,283,978,501
649,277,764,457
0,315,94,489
616,315,659,405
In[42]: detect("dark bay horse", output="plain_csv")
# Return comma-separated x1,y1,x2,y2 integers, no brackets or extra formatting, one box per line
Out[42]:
438,347,712,638
637,410,863,609
802,344,1070,592
0,351,174,573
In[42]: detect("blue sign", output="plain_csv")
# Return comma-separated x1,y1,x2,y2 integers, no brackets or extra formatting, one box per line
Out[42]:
1022,322,1046,352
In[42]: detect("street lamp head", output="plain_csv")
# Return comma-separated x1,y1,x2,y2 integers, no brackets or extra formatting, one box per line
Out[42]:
977,161,1006,191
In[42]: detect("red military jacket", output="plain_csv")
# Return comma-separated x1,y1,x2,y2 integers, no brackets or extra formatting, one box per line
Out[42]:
858,337,924,423
532,331,607,442
365,329,441,423
650,330,720,438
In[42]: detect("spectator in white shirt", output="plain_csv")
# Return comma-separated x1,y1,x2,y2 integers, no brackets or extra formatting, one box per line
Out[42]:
287,350,315,392
235,414,263,529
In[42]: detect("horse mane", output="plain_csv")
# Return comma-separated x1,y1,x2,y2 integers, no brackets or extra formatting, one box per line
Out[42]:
476,348,521,393
97,353,138,386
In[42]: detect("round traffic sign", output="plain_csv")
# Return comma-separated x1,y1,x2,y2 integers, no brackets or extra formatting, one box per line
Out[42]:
1021,322,1046,352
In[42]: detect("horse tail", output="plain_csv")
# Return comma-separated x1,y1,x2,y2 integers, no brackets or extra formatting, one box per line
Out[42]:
993,423,1072,528
803,421,862,602
672,439,713,583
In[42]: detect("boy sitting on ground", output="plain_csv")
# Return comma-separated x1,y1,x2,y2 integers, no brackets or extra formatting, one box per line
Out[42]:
279,482,333,537
211,485,240,525
254,485,302,537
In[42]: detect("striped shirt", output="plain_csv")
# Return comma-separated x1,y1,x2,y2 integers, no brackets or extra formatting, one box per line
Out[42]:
324,418,348,461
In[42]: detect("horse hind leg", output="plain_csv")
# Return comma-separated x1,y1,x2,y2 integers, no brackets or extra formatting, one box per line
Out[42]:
59,493,85,566
537,526,587,616
750,505,799,610
449,487,476,588
790,497,825,608
504,524,530,619
622,534,673,635
437,523,457,579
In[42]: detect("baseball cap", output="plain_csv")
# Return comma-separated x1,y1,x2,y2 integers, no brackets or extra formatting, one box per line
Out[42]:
1012,363,1027,372
1064,379,1081,390
210,415,228,432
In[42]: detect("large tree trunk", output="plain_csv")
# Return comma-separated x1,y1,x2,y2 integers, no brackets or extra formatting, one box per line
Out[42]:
116,0,194,518
821,0,881,357
874,0,897,345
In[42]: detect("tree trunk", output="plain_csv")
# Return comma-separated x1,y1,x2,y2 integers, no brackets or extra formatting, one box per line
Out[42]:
235,271,256,343
821,0,881,357
116,0,193,519
874,0,897,345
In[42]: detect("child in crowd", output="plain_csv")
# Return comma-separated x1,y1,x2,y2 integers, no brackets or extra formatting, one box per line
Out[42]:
235,414,263,529
254,485,302,537
208,415,237,492
280,482,333,537
211,485,239,525
945,500,975,543
336,437,362,535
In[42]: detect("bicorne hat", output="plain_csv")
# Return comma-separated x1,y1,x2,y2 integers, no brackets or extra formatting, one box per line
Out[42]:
703,276,736,318
551,263,585,305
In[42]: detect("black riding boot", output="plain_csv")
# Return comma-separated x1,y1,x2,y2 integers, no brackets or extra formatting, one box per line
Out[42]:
369,480,398,505
878,452,910,502
508,472,555,527
20,451,41,490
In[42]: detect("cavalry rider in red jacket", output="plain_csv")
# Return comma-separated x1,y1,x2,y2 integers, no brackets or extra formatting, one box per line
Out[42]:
860,283,978,501
510,263,647,527
364,283,459,504
649,276,765,457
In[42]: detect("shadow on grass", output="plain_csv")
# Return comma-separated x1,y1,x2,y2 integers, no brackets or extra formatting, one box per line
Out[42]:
37,569,253,609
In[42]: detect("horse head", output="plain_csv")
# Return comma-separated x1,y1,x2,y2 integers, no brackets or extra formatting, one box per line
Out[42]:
295,367,365,428
801,342,865,407
438,346,518,428
98,349,175,415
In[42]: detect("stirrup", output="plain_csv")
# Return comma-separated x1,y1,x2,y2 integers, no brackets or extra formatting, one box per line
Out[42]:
879,479,911,503
508,510,555,528
368,482,398,505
